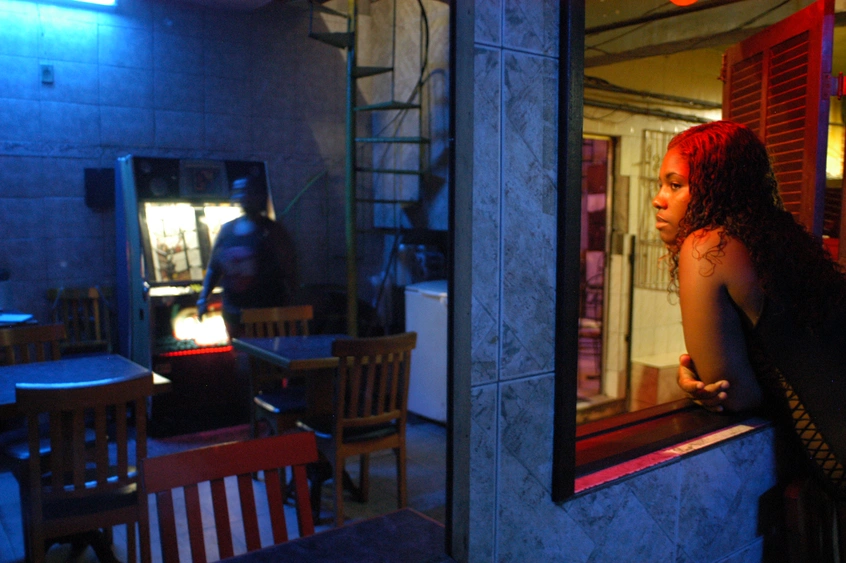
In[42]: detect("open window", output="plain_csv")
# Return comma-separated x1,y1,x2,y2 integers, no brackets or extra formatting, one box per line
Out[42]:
554,0,836,501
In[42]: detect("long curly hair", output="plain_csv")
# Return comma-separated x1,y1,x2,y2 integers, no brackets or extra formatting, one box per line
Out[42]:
665,120,846,327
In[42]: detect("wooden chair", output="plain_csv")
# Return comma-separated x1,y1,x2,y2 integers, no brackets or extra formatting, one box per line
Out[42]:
0,323,66,366
298,331,417,527
48,286,113,356
15,375,154,563
241,304,313,338
0,323,69,449
0,323,67,447
139,431,319,563
0,323,69,485
242,305,313,438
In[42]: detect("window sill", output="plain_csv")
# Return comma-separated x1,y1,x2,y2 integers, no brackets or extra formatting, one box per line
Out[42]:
576,394,627,424
573,400,769,492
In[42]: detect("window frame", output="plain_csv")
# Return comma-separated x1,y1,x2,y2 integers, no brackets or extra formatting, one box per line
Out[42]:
551,1,586,501
553,0,833,503
553,2,715,503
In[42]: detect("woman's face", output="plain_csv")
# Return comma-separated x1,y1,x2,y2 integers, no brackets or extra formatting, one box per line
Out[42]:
653,147,691,245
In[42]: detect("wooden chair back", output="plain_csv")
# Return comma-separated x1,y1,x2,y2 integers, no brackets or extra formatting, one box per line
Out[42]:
241,305,313,337
140,431,319,563
0,323,66,366
16,374,154,563
48,286,112,355
332,332,417,435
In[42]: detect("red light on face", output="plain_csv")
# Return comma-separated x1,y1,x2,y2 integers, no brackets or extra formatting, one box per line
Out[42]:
670,0,697,5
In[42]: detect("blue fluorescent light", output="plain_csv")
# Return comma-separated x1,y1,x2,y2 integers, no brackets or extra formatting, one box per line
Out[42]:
71,0,117,5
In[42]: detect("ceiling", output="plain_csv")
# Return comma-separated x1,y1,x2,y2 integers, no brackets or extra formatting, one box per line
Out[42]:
180,0,846,73
583,0,842,67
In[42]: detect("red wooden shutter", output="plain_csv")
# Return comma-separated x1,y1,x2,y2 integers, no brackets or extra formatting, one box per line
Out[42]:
722,0,834,236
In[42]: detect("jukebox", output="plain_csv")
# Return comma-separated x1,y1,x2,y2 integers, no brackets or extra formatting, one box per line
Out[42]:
115,156,272,435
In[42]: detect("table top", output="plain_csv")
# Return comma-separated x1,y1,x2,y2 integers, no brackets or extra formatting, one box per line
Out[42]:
231,334,347,371
0,354,171,419
0,312,35,327
220,508,453,563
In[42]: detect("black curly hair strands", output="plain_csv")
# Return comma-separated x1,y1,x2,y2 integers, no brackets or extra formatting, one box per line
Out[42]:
663,120,846,328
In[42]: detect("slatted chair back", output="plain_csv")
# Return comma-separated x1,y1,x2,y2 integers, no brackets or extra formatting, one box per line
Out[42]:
48,286,112,355
332,332,417,436
241,305,313,337
140,431,319,563
241,305,314,438
308,331,416,527
0,323,66,366
16,374,154,563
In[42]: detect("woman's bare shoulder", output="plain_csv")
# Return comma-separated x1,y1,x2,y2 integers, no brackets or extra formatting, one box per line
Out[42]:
682,228,751,259
680,228,754,279
680,228,762,319
682,227,723,252
680,228,724,274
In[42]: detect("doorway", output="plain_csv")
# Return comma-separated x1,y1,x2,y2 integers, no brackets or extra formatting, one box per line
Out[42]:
578,136,611,400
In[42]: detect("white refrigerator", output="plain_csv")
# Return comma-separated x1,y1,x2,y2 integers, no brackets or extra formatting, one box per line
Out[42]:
404,280,448,423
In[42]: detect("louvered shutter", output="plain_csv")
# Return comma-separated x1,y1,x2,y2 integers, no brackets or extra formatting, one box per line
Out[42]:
722,0,833,236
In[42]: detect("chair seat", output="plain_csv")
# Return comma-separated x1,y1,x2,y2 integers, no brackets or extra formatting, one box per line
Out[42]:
1,424,97,461
41,484,138,521
253,387,308,415
297,414,398,443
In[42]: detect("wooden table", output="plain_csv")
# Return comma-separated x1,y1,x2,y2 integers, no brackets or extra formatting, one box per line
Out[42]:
220,508,454,563
231,334,347,371
231,334,348,418
0,354,171,420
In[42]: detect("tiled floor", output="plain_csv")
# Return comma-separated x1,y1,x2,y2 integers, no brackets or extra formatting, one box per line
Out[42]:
0,416,446,563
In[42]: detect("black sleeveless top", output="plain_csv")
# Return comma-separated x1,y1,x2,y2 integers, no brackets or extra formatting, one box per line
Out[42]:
741,300,846,499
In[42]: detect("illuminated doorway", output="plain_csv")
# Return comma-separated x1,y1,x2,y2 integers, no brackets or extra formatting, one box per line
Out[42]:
578,136,611,400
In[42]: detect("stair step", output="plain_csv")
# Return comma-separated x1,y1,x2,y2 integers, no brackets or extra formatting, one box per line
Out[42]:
310,1,348,18
355,198,418,205
355,101,421,112
356,167,425,175
357,226,435,235
353,66,394,78
355,136,430,144
308,32,353,49
290,0,349,17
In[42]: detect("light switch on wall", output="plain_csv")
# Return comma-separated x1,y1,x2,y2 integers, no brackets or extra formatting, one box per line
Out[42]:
40,64,54,84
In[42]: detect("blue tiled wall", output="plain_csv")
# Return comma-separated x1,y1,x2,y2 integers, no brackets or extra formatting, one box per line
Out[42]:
0,0,349,320
465,1,783,561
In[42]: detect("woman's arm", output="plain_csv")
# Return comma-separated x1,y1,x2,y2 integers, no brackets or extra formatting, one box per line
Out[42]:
678,230,763,412
677,353,729,412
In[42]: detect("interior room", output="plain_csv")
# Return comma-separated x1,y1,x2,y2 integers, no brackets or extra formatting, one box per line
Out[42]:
1,0,845,561
0,0,452,560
